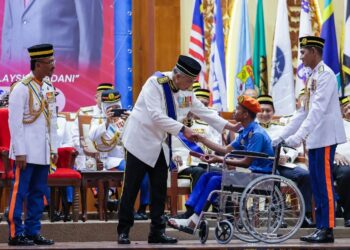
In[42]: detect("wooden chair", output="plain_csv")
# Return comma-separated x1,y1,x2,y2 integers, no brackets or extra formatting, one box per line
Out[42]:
0,108,13,213
48,147,81,222
78,115,102,169
166,167,191,216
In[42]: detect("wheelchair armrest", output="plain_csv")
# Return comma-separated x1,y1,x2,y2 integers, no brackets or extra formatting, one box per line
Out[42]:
228,150,270,159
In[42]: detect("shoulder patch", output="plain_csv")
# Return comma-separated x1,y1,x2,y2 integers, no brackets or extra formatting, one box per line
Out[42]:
157,76,170,84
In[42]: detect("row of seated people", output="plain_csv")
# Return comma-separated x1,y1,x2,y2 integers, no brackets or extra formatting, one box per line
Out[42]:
167,89,350,231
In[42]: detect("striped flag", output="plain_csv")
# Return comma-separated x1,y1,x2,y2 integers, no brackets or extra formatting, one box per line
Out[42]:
189,0,207,88
234,0,254,106
295,0,313,97
271,0,295,116
226,0,242,111
321,0,341,91
208,0,227,111
253,0,268,95
343,0,350,95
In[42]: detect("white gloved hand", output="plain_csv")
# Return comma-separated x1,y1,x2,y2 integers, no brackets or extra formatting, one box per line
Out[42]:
272,136,284,147
285,135,302,148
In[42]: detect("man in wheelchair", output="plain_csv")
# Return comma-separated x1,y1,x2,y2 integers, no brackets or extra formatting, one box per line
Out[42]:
168,95,274,231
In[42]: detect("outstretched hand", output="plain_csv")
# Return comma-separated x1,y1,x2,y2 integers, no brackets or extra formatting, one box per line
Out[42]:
182,126,198,141
200,154,222,164
225,122,242,133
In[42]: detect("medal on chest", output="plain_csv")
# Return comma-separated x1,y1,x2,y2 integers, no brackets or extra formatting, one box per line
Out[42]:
177,95,192,108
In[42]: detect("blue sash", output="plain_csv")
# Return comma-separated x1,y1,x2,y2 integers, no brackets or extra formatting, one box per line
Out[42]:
154,71,177,170
177,132,204,154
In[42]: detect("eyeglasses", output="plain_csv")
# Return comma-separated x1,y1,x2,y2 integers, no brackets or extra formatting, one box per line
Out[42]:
37,59,56,65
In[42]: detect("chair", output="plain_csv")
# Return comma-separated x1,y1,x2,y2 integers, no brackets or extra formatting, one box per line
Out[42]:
48,147,80,222
0,108,13,213
78,115,102,169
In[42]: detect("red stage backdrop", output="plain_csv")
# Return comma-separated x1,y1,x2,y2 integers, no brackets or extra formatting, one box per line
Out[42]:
0,0,114,112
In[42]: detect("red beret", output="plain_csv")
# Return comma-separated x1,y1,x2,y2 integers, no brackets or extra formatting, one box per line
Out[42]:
238,95,261,113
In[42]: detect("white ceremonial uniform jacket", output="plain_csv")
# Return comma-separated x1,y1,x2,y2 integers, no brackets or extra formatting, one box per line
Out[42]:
9,72,58,165
57,114,74,147
262,122,300,167
122,71,228,167
172,119,222,173
336,119,350,160
89,116,124,170
279,61,346,149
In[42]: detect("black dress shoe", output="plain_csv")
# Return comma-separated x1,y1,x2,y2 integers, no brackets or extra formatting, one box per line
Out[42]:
26,234,54,245
301,228,334,243
344,219,350,227
301,216,316,228
8,235,34,246
107,199,119,212
148,232,177,244
118,233,130,244
300,229,320,242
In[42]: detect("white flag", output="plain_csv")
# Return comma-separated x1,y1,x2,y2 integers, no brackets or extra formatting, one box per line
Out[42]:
271,0,295,116
295,0,313,97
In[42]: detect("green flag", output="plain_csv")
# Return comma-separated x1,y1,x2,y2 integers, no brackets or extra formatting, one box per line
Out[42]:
253,0,268,95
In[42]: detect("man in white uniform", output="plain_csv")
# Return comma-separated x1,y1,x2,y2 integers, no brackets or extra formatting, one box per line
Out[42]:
117,55,241,244
273,36,346,243
8,44,58,246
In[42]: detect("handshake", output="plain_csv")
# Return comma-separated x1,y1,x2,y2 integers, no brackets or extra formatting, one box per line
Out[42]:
181,126,203,142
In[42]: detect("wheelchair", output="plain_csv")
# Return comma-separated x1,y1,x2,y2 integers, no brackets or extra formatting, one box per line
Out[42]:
185,143,305,244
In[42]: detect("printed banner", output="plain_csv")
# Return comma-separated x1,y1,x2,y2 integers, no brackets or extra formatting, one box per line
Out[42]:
0,0,114,112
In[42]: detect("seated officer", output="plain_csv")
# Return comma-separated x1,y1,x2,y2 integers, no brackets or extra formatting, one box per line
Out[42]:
89,90,150,215
333,96,350,227
168,95,273,230
256,94,314,228
173,88,222,188
72,83,114,170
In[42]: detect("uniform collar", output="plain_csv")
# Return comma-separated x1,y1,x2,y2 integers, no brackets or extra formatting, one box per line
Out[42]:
259,122,271,128
240,121,257,138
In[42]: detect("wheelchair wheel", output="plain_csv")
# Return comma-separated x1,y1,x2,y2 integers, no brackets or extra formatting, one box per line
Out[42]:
198,220,209,244
214,220,234,244
232,216,260,243
240,175,305,243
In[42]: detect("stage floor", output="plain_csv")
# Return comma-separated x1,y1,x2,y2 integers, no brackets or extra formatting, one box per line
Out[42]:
0,239,350,249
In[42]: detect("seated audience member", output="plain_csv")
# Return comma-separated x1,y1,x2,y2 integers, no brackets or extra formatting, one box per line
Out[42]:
334,96,350,227
89,89,150,218
168,95,273,230
256,95,314,228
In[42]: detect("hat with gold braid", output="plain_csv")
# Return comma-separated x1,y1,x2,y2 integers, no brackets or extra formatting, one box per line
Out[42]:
340,96,350,106
28,44,54,59
101,89,121,103
194,88,210,101
176,55,201,78
299,36,325,49
97,83,114,92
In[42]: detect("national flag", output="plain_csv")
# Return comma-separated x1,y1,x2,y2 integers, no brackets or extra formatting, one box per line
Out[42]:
234,0,254,107
208,0,227,111
342,0,350,95
321,0,341,91
226,0,242,111
271,0,296,116
295,0,313,97
189,0,207,88
253,0,268,95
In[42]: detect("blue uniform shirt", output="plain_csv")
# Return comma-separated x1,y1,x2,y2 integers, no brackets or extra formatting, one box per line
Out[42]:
230,121,274,173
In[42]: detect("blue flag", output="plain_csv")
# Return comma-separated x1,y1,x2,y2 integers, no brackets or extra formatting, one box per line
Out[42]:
321,0,341,90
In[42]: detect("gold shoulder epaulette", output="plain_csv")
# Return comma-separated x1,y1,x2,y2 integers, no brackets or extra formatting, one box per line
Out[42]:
195,120,208,126
157,76,170,84
318,65,324,73
271,120,285,126
21,76,33,86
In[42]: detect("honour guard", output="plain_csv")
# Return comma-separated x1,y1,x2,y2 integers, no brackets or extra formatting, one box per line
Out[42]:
8,44,58,245
332,96,350,227
256,95,314,228
273,36,346,243
117,55,241,244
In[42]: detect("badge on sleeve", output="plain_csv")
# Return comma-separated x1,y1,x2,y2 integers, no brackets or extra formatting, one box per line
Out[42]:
46,92,56,103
